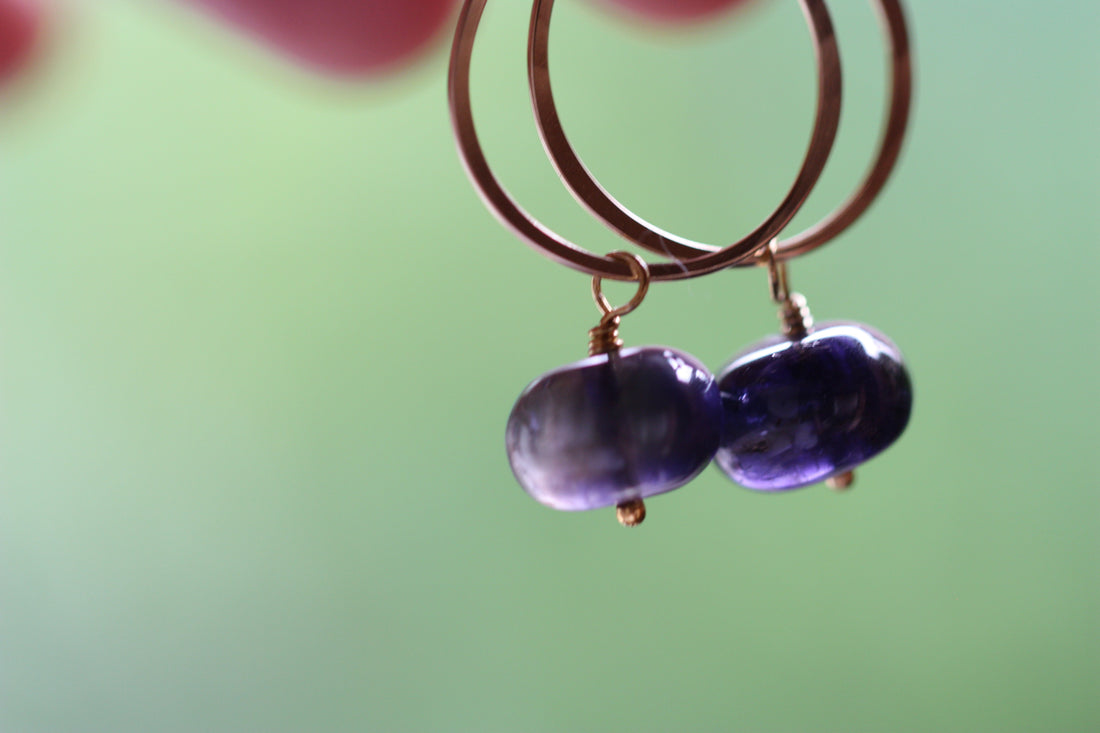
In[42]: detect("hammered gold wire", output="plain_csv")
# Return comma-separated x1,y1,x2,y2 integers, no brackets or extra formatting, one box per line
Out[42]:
587,251,650,356
762,239,791,304
760,240,813,339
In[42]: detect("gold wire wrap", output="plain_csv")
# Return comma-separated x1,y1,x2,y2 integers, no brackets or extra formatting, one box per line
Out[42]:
588,316,623,357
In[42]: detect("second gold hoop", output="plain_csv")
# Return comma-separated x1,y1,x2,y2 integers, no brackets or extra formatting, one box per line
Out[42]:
528,0,913,265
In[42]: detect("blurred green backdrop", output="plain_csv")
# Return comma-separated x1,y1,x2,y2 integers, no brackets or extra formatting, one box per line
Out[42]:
0,1,1097,731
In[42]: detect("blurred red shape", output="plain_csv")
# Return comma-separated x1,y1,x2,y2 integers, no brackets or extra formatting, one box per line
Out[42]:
0,0,40,85
182,0,459,75
596,0,754,22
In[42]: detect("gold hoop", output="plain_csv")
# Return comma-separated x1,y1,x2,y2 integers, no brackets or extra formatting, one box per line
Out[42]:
448,0,842,281
528,0,913,265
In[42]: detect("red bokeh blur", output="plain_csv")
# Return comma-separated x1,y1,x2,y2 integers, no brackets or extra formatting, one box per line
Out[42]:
0,0,40,85
184,0,459,75
0,0,760,88
597,0,753,22
182,0,757,77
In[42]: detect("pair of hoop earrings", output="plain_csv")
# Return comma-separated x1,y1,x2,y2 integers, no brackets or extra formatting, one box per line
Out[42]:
449,0,914,526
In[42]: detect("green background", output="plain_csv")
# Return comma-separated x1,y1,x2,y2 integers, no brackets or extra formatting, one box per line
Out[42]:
1,1,1097,731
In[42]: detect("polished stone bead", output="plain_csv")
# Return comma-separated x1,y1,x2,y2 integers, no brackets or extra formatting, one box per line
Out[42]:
715,322,912,491
506,347,722,511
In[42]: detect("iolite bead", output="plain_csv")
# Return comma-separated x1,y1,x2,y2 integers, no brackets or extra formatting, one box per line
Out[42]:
714,322,912,491
506,346,723,512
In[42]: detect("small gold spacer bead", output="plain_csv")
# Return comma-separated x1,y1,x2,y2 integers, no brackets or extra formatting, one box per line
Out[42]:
616,499,646,527
827,471,855,491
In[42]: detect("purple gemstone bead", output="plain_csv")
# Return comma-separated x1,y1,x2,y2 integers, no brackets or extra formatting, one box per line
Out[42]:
506,346,722,511
715,322,912,491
